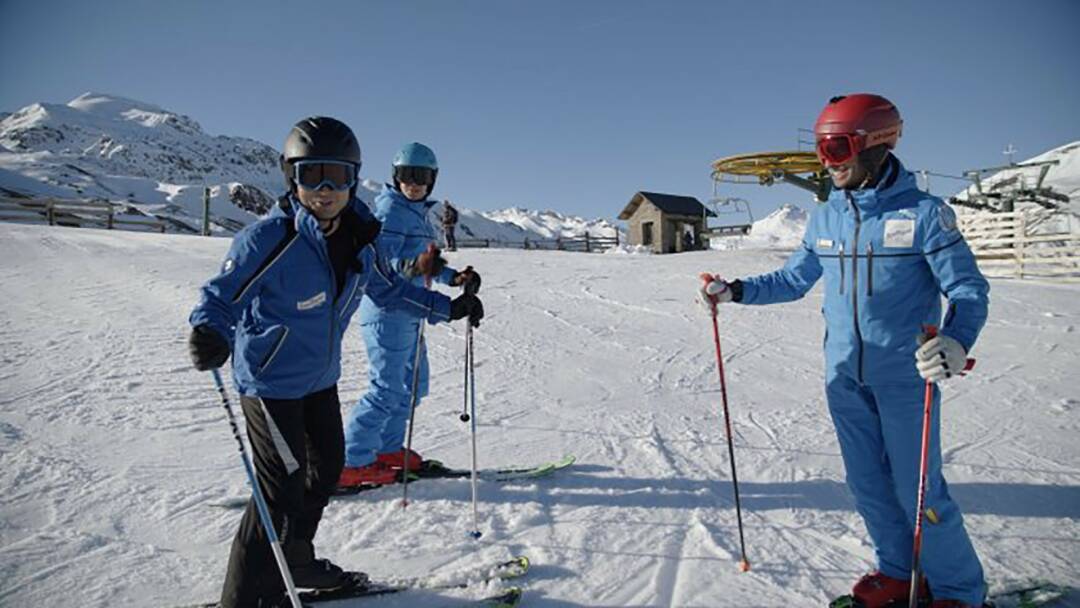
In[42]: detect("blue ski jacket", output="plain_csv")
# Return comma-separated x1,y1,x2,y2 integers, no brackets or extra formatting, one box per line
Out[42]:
190,196,451,398
358,184,458,324
738,156,990,385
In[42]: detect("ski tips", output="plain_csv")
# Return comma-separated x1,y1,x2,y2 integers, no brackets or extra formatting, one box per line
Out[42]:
738,559,751,572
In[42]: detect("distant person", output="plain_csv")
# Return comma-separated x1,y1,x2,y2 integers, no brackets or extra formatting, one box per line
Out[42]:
339,142,482,489
682,230,695,252
442,200,459,251
187,118,482,608
699,94,990,608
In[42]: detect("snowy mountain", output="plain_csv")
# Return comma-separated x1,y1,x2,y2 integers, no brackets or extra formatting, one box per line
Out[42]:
483,207,620,239
2,222,1076,606
0,93,281,233
1,93,622,241
709,203,809,250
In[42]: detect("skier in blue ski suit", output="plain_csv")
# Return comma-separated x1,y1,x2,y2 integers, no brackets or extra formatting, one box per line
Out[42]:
701,95,989,607
340,142,482,486
187,119,483,608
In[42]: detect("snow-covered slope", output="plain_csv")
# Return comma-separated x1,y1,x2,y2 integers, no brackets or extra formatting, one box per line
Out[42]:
710,203,809,251
1,223,1076,607
0,93,281,233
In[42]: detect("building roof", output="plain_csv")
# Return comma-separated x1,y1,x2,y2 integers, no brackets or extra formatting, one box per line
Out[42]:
618,191,715,220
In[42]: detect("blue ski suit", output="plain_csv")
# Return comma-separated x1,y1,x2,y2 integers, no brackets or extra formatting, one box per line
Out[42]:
189,196,451,399
343,185,459,467
737,156,989,605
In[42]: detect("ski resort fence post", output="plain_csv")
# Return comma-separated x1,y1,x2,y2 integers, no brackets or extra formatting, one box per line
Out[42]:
202,187,211,236
210,369,303,608
700,274,751,572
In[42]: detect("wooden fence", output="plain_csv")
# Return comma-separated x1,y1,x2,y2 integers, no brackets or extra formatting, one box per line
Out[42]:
0,196,166,233
957,210,1080,281
457,232,620,253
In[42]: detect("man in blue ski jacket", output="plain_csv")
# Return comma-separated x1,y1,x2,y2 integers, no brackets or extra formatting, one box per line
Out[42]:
187,118,483,608
338,142,482,488
700,95,990,608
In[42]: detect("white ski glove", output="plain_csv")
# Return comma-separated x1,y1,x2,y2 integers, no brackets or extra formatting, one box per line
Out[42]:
698,274,733,313
915,333,968,382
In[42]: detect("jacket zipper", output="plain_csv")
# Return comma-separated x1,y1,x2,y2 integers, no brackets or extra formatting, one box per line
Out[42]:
847,193,865,383
866,242,874,297
838,243,846,295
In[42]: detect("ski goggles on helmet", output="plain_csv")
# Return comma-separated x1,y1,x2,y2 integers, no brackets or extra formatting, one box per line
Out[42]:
393,165,437,187
292,160,358,191
815,125,901,166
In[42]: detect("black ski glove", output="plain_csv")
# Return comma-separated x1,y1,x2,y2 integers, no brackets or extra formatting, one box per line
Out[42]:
188,325,230,371
450,293,484,328
452,266,481,294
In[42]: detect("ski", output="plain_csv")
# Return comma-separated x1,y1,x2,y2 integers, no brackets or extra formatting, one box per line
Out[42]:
171,555,529,607
828,581,1067,608
209,456,576,506
332,454,575,496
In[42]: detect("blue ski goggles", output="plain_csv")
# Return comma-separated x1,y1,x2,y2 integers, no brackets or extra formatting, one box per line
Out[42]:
393,165,437,187
293,160,358,192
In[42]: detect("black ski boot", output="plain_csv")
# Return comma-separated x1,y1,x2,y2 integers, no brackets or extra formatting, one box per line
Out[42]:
285,540,367,590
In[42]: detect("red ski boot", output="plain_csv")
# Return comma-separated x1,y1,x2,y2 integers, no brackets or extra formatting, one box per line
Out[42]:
337,461,398,489
851,571,929,607
377,448,425,473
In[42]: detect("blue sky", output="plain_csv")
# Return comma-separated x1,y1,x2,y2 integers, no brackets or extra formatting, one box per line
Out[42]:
2,0,1078,223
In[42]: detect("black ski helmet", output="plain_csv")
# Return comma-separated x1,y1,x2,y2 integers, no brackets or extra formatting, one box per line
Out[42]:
280,116,362,194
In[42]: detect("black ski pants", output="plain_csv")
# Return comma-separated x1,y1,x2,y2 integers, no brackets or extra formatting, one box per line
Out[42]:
220,385,345,608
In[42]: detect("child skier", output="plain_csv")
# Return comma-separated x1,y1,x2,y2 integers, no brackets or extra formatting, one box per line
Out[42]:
339,142,481,488
188,118,483,608
699,94,990,607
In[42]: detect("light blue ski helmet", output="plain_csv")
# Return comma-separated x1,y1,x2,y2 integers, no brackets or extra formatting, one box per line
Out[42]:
392,142,439,196
393,142,438,170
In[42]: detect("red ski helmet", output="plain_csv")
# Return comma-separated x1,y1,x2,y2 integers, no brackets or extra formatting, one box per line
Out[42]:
813,94,902,166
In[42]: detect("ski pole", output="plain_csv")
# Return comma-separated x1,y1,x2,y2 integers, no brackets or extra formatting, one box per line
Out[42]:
908,325,937,608
908,325,978,608
402,255,439,508
401,320,427,509
466,321,482,539
210,369,303,608
700,274,751,573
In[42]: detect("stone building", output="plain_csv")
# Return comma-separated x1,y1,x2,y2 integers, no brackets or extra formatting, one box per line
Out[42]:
617,191,714,254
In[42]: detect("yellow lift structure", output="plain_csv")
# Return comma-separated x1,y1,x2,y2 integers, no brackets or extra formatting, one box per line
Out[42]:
711,150,832,202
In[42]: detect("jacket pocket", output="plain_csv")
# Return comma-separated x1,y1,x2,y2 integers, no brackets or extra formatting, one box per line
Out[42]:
256,326,290,377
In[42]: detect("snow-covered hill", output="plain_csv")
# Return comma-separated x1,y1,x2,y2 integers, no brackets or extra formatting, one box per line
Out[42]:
0,93,280,233
1,223,1077,607
0,93,621,242
710,203,809,251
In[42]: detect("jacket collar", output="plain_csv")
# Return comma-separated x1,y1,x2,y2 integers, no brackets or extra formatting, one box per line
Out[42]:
829,154,917,212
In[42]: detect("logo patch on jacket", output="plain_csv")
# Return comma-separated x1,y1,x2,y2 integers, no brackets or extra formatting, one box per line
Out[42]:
297,291,327,311
222,258,235,274
938,205,958,232
816,238,834,249
883,219,915,248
